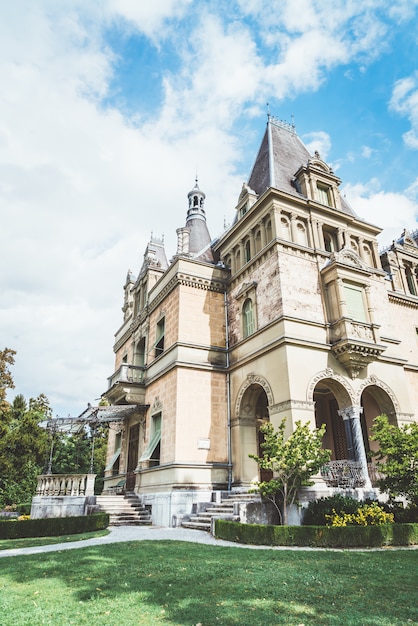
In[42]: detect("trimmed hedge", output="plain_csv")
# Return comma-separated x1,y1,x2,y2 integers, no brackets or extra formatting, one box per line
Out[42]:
0,513,109,540
215,519,418,548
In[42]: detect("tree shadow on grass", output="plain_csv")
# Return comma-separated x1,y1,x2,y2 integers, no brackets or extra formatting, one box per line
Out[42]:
2,541,418,626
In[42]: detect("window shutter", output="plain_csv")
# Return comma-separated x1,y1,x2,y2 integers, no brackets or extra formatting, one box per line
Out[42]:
344,285,367,322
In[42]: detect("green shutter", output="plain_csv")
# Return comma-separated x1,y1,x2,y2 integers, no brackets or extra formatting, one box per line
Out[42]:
104,448,121,471
139,428,161,462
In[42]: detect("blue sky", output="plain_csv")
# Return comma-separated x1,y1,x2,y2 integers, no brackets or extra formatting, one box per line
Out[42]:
1,0,418,416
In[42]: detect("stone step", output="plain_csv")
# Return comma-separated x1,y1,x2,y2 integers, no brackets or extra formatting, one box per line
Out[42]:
181,520,211,531
97,494,152,526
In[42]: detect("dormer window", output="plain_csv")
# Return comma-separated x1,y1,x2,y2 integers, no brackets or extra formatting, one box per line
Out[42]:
317,183,333,207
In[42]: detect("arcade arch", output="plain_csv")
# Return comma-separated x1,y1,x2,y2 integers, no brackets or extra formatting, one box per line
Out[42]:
233,376,273,486
312,373,398,489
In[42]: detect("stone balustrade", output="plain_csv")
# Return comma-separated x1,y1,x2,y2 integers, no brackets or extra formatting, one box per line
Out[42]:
36,473,96,497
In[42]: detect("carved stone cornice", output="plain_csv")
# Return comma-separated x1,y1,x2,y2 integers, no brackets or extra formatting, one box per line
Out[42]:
332,340,386,379
269,399,315,414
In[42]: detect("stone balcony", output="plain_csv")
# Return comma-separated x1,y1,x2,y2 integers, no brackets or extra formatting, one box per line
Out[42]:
105,364,145,404
329,318,386,378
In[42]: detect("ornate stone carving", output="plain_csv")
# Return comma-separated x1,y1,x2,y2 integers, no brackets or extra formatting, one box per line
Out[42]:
331,340,385,379
151,396,163,414
354,376,400,413
307,369,354,405
234,373,274,417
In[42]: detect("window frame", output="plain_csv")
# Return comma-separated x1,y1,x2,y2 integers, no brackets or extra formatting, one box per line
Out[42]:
242,298,255,338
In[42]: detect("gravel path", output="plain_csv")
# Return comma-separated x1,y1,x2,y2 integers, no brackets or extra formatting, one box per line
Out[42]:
1,525,416,557
0,525,322,558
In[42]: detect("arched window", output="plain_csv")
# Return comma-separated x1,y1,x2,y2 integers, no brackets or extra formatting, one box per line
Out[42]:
265,219,272,243
296,221,307,246
245,240,251,263
405,265,417,295
235,249,241,270
254,230,262,254
280,216,291,241
243,298,255,338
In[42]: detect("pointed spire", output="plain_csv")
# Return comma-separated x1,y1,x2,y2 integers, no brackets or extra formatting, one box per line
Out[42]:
176,179,214,263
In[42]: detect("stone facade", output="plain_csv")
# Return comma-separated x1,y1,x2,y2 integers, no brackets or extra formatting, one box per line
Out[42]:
102,117,418,526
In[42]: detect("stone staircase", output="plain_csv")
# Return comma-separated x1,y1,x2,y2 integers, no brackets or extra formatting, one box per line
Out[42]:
181,492,257,532
96,492,152,526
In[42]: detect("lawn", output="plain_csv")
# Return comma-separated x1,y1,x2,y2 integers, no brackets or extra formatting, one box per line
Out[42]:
0,529,109,551
0,540,417,626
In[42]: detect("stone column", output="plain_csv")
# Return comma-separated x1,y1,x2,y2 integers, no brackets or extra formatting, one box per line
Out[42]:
337,228,345,251
317,220,325,249
290,213,298,243
260,220,266,249
338,407,372,491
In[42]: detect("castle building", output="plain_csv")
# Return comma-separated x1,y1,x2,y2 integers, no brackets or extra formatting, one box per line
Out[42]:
102,115,418,526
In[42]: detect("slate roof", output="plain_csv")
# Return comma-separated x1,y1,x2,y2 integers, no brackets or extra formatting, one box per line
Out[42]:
186,215,215,263
247,117,356,217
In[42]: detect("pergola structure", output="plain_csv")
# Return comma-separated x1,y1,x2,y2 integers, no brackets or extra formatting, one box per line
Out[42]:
41,403,148,475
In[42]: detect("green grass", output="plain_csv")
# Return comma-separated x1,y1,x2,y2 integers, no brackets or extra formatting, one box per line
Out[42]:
0,529,109,550
0,541,417,625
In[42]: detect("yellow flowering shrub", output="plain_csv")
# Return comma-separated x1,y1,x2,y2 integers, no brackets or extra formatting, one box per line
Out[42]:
325,502,394,527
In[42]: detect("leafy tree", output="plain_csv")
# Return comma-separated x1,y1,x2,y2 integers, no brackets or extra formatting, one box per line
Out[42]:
0,347,16,412
249,418,331,525
371,414,418,506
51,425,108,494
0,393,50,507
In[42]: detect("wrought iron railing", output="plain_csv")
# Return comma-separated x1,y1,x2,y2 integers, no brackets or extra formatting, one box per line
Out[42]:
321,460,366,488
321,461,383,489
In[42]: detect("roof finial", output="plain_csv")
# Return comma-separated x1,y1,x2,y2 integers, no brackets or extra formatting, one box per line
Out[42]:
291,114,295,129
266,102,270,119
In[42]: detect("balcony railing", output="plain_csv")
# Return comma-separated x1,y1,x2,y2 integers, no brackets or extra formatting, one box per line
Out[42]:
321,461,383,489
36,474,96,497
321,460,365,489
107,364,145,389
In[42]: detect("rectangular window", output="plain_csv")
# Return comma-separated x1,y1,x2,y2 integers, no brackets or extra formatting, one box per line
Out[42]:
139,413,161,467
105,433,121,474
317,184,332,207
155,317,165,356
344,284,367,322
243,298,255,337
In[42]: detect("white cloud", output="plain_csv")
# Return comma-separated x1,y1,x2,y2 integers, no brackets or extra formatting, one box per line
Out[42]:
361,145,374,158
390,72,418,149
302,131,332,160
1,1,418,417
343,182,418,247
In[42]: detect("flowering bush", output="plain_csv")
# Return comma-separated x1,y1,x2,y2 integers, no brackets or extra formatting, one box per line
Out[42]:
325,502,394,527
17,514,30,521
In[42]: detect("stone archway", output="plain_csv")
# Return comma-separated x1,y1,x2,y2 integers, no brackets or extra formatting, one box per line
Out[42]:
312,376,355,461
233,375,273,487
357,379,399,459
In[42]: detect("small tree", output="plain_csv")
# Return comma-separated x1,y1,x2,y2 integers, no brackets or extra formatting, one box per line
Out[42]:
249,418,331,525
371,414,418,506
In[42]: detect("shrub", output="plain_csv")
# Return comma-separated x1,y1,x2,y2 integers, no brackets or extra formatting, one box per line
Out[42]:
382,502,418,524
325,502,394,526
0,513,109,540
215,519,418,548
302,494,360,525
17,502,32,516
